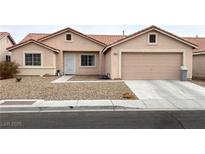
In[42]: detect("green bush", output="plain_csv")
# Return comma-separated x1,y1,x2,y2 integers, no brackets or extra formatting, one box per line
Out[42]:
0,62,19,79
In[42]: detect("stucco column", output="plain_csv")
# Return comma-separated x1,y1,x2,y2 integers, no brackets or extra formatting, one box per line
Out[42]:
182,51,186,66
60,50,64,74
99,51,104,75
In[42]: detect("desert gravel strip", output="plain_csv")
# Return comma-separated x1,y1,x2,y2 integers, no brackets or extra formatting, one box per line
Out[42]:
0,77,137,100
191,80,205,87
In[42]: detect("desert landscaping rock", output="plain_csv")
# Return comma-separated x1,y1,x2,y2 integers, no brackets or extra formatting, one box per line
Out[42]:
192,80,205,87
0,77,137,100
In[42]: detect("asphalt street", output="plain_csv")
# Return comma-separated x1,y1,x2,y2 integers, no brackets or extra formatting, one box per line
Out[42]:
1,111,205,129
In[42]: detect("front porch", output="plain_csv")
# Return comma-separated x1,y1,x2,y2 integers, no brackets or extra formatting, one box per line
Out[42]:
62,51,103,76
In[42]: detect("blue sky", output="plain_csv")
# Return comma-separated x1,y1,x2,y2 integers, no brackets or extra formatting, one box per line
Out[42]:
1,25,205,43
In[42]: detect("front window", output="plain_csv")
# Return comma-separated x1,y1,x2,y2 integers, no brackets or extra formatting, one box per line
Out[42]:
81,55,96,67
6,55,11,62
25,53,41,66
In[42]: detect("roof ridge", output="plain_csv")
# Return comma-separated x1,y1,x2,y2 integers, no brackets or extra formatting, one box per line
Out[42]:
87,34,126,36
25,33,126,36
28,33,50,35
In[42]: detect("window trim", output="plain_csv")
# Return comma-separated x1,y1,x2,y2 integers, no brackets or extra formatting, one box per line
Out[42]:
65,33,73,42
23,52,42,67
80,54,96,67
147,32,158,45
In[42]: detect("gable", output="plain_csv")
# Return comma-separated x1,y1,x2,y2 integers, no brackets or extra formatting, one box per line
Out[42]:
7,40,59,53
11,43,56,67
103,26,198,53
41,30,105,51
11,42,56,53
110,30,195,51
0,35,15,51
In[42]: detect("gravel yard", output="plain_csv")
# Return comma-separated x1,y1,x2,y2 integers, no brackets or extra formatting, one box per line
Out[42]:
0,77,137,100
191,79,205,87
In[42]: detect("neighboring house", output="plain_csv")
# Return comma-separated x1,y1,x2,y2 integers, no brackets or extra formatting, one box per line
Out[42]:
0,32,15,62
184,37,205,79
7,25,197,80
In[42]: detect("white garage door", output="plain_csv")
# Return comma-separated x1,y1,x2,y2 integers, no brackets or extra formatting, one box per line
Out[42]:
122,53,182,80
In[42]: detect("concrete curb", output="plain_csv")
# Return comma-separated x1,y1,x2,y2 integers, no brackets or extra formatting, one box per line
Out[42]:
1,106,205,113
1,99,205,113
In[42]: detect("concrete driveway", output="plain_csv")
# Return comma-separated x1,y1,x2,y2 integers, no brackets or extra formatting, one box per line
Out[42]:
125,80,205,109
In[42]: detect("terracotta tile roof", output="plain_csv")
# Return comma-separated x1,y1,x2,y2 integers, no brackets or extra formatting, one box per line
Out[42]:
19,27,200,52
20,33,126,45
87,35,127,45
183,37,205,53
0,32,9,40
20,33,49,43
0,32,16,45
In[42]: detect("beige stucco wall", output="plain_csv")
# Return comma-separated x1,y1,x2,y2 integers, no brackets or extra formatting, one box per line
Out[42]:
193,54,205,79
41,31,104,74
17,68,56,76
108,30,193,79
11,43,57,76
64,51,100,75
0,36,13,61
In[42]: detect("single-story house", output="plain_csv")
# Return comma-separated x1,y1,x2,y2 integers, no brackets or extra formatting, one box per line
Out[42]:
184,37,205,79
7,25,198,80
0,32,15,62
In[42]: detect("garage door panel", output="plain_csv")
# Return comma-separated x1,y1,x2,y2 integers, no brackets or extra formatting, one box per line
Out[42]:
122,53,182,80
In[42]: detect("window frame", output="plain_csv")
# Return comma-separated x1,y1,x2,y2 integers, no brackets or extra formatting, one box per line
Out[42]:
147,32,158,45
6,55,11,62
65,33,73,42
80,54,96,67
24,53,42,66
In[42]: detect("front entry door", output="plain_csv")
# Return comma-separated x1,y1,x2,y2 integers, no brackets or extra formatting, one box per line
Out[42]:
64,53,76,74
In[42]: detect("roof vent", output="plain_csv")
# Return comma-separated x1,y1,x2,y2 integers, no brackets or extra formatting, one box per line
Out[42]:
196,35,198,38
123,30,125,36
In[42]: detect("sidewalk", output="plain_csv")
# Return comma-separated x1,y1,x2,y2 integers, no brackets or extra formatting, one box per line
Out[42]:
1,99,205,113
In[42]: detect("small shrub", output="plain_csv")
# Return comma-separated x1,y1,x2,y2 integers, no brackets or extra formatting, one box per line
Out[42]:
123,92,135,99
43,74,50,77
16,77,22,82
0,62,19,79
